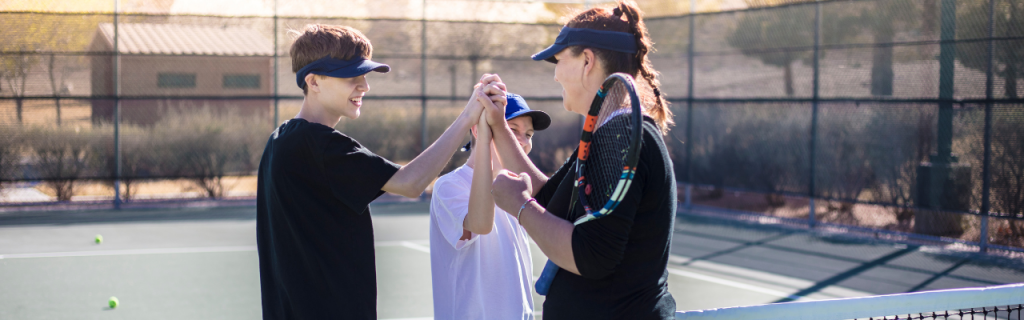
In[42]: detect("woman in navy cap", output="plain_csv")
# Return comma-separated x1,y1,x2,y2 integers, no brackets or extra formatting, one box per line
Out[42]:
481,1,678,319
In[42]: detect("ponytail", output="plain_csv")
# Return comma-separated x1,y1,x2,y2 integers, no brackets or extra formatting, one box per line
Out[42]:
567,1,673,134
618,1,672,134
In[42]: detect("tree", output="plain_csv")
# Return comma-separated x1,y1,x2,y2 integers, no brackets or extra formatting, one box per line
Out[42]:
43,16,88,126
429,21,550,89
1,13,105,125
957,0,1024,98
727,3,858,96
0,48,36,124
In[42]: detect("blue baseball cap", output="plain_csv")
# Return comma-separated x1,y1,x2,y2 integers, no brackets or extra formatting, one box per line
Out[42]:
295,55,390,89
505,93,551,131
531,27,638,63
462,93,550,151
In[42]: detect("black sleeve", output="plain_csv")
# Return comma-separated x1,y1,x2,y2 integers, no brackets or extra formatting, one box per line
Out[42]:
569,128,654,280
536,148,577,208
321,131,401,214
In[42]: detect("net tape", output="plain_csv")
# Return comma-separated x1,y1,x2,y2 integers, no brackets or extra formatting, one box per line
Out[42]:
675,283,1024,320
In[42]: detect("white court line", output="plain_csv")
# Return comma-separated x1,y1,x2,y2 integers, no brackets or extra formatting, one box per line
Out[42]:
0,246,257,259
0,240,434,259
380,311,543,320
666,267,805,301
399,241,431,253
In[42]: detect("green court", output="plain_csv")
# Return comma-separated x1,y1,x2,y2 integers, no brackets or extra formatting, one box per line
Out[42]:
0,202,1020,319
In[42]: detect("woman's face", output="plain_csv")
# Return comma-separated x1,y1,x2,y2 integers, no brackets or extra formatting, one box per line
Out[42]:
552,49,597,116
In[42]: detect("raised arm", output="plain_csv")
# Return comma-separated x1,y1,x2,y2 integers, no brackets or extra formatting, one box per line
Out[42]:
463,113,495,234
478,74,548,195
382,84,506,198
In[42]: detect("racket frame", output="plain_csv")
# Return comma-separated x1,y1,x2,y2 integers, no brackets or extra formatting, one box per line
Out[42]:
535,72,643,295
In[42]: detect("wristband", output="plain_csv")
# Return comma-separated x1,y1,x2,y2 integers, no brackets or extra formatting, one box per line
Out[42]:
517,198,537,224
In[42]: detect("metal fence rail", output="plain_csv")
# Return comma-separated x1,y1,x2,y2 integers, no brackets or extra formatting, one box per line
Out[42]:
0,0,1021,251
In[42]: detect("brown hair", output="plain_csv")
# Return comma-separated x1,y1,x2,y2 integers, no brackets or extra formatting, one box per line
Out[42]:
289,24,374,94
565,0,673,134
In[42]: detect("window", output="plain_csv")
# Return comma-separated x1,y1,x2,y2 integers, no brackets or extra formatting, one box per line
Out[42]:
223,74,260,89
157,73,196,88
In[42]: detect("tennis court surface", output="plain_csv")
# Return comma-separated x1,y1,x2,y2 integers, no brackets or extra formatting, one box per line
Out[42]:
0,202,1021,319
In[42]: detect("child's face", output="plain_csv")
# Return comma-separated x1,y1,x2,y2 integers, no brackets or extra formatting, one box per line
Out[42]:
315,74,369,119
507,116,534,155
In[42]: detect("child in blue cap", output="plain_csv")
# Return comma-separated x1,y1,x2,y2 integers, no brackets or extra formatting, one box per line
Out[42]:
429,92,550,319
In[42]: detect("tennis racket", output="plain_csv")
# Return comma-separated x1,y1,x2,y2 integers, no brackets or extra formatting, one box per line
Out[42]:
534,72,643,296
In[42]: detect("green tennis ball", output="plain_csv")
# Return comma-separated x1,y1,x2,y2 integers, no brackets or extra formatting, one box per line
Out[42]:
95,235,103,244
108,296,119,308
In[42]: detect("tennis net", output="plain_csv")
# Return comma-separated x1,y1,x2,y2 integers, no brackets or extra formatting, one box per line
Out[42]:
675,283,1024,320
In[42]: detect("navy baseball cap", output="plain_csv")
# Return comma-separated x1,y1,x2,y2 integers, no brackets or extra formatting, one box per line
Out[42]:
295,55,390,89
462,93,551,151
531,27,638,63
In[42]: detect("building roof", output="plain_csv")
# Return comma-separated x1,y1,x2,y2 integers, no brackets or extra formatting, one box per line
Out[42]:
95,23,272,56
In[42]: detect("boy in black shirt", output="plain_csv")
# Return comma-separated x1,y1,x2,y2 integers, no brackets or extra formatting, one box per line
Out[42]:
256,24,506,319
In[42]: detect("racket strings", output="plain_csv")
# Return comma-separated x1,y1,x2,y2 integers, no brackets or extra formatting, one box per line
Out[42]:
580,81,635,215
593,83,632,130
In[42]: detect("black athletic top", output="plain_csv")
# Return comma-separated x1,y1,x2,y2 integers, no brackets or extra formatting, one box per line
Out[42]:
256,118,401,320
536,119,677,319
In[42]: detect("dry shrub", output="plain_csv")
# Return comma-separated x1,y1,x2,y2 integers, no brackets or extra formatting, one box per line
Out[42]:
992,219,1024,248
25,126,95,201
0,127,21,194
149,107,271,198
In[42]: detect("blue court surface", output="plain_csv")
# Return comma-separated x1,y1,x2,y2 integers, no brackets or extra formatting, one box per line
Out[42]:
0,202,1020,319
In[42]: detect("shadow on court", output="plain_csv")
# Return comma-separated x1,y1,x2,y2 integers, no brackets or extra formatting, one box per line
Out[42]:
671,212,1024,302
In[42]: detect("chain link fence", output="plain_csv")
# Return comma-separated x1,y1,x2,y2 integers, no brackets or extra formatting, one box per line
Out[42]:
0,0,1021,251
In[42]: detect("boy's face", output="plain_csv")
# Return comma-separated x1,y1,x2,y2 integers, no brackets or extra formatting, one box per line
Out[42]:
314,74,369,119
507,116,534,154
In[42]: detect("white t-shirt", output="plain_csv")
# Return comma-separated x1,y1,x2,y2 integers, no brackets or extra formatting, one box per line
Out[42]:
429,164,535,320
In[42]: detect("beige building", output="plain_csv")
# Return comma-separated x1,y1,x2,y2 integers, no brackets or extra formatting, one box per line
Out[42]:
89,23,273,125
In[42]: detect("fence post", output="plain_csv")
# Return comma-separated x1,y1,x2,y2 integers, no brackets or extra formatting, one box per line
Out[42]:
112,0,122,210
420,0,428,153
979,0,996,253
684,0,695,210
808,0,821,228
273,0,279,128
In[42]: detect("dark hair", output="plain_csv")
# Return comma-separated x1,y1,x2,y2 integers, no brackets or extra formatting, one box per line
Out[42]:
565,0,672,134
289,24,374,95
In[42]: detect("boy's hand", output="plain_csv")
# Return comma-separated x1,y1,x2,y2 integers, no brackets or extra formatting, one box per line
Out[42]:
463,84,487,123
492,170,533,214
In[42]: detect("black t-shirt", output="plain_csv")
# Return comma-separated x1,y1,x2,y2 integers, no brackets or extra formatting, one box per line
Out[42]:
536,119,677,320
256,118,401,320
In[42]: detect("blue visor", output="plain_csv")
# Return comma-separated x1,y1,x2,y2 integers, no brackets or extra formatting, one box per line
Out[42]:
531,27,638,63
295,56,390,89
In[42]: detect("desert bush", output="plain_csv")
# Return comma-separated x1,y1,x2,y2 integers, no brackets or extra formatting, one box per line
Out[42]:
863,106,934,227
0,127,22,193
149,107,271,198
990,107,1024,244
87,124,157,201
689,103,809,198
25,126,95,201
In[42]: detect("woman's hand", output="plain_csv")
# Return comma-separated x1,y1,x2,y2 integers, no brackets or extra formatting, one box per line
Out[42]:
477,74,508,126
492,170,533,214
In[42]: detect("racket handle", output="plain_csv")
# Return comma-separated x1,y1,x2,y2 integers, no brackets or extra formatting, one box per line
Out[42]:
535,260,560,296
